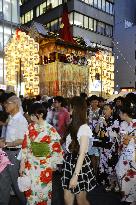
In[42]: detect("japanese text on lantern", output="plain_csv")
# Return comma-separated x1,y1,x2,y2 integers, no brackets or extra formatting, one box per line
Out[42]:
5,30,39,96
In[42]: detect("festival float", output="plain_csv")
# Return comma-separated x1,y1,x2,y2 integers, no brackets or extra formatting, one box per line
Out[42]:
5,4,114,97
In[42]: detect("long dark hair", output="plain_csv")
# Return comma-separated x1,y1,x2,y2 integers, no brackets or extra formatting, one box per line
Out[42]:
29,103,47,120
68,96,87,154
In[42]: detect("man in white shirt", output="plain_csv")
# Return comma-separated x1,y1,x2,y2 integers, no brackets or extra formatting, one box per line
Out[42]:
0,96,28,205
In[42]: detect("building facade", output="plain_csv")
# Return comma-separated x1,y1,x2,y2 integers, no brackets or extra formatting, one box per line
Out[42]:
0,0,19,84
114,0,136,92
20,0,114,50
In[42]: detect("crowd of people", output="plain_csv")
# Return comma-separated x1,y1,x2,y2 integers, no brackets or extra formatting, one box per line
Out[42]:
0,89,135,205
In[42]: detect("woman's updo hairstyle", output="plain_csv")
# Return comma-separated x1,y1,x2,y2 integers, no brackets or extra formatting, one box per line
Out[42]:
120,107,134,118
29,103,47,120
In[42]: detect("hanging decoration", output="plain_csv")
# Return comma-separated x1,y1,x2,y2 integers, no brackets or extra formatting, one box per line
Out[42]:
89,51,114,96
5,30,39,96
59,3,76,44
40,61,89,97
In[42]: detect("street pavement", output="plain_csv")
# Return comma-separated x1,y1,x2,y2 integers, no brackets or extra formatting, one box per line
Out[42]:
9,172,121,205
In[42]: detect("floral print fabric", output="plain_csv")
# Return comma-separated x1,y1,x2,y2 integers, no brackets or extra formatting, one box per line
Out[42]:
22,121,63,205
121,161,136,203
98,116,120,186
118,119,136,203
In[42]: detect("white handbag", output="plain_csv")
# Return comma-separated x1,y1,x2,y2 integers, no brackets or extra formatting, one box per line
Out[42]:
18,175,31,192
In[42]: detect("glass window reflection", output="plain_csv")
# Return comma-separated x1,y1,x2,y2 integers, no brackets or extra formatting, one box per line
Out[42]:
102,0,105,11
80,0,113,15
97,21,105,35
0,0,2,13
98,0,102,9
0,25,3,51
106,1,110,13
88,0,94,5
94,0,98,7
46,11,113,38
89,18,93,30
3,0,11,21
84,16,89,29
74,13,84,27
69,12,74,25
12,0,18,23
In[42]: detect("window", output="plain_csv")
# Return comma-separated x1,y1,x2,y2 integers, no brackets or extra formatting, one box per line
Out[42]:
4,27,11,46
69,12,74,25
0,25,3,51
81,0,113,14
94,19,97,31
98,0,101,9
102,0,105,11
84,0,89,4
51,19,58,31
3,0,11,21
89,18,93,30
26,12,30,22
40,2,46,15
21,16,24,24
1,0,19,23
24,10,33,23
88,0,94,5
0,0,3,20
31,10,33,19
48,12,113,38
47,0,57,8
74,13,83,27
84,16,89,29
47,0,52,10
109,3,113,14
105,25,113,37
94,0,97,7
106,1,110,13
97,22,105,35
11,0,18,23
0,25,11,51
36,0,62,17
47,0,62,8
58,0,62,4
36,6,40,17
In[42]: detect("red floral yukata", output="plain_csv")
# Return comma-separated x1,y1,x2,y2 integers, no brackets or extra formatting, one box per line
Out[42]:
21,121,63,205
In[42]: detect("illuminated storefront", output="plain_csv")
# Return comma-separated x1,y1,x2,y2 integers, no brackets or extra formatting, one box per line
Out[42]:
0,0,19,83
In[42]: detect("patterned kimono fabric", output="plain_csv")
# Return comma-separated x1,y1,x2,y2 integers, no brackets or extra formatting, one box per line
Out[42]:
22,121,63,205
119,120,136,203
99,116,120,188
